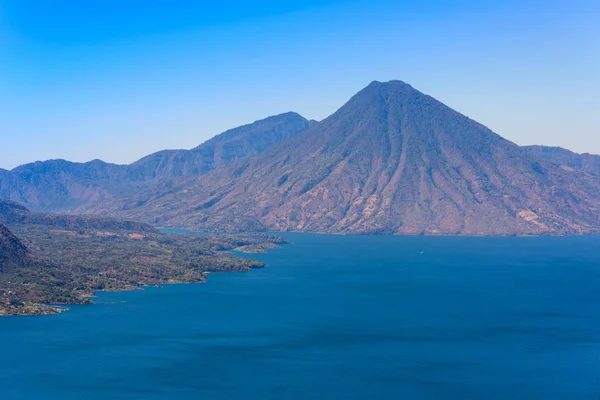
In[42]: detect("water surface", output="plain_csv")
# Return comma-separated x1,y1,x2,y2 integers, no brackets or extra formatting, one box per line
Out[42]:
2,234,600,399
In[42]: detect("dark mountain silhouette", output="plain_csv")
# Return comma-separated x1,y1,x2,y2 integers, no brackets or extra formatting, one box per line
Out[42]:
524,146,600,176
0,222,29,273
0,112,312,212
90,80,600,235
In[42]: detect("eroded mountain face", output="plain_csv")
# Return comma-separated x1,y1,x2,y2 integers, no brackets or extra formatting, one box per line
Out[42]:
86,81,600,235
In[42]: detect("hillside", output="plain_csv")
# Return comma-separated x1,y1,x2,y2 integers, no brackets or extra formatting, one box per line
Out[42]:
0,113,312,212
0,222,66,315
0,159,128,212
92,80,600,235
0,222,29,272
524,145,600,176
127,112,313,180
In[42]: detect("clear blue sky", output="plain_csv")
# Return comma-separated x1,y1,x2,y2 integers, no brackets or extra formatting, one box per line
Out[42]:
1,0,599,169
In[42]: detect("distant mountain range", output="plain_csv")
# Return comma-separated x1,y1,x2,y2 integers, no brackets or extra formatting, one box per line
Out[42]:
0,198,156,232
2,80,600,235
0,112,313,212
523,145,600,176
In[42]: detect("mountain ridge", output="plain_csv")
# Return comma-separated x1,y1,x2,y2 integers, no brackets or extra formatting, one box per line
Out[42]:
0,112,312,211
0,198,157,233
523,145,600,176
82,80,600,235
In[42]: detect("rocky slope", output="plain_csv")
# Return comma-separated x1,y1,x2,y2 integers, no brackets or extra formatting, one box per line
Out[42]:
0,112,312,212
524,145,600,176
91,80,600,235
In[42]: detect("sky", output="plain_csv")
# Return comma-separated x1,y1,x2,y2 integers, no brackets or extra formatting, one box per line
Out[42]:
1,0,599,169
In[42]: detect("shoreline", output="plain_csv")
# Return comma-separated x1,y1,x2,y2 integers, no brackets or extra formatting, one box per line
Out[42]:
160,227,600,238
1,244,282,317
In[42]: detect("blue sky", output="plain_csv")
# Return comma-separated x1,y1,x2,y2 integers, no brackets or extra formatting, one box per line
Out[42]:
1,0,599,169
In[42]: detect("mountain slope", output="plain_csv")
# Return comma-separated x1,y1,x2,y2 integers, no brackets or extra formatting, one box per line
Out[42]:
127,112,313,180
96,80,600,235
0,113,312,212
0,222,29,272
0,159,128,212
524,145,600,176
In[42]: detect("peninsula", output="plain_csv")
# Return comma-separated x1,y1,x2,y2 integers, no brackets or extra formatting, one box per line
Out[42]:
0,199,286,316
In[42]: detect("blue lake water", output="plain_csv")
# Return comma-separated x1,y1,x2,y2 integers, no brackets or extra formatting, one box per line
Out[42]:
2,233,600,399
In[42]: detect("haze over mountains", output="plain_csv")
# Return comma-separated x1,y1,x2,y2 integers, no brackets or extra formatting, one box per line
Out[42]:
523,146,600,176
0,112,313,212
2,80,600,236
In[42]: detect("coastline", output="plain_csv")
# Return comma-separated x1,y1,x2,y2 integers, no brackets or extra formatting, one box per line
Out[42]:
1,241,283,317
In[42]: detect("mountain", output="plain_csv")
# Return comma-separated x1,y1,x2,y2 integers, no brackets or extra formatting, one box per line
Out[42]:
0,112,312,212
91,80,600,235
0,159,128,212
523,146,600,176
126,112,314,180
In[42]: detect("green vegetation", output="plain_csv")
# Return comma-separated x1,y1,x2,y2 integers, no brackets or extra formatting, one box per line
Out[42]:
235,242,282,253
0,223,287,316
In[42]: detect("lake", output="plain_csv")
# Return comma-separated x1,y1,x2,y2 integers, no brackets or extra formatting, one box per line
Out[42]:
1,233,600,399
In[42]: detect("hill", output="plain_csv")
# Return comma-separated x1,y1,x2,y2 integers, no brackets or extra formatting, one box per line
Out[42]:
0,221,66,315
0,222,29,272
92,80,600,235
